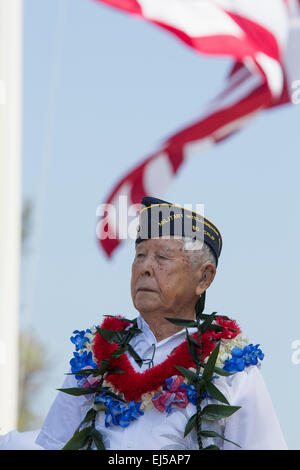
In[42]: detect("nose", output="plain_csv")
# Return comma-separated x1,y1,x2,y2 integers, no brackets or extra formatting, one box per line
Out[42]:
140,253,154,277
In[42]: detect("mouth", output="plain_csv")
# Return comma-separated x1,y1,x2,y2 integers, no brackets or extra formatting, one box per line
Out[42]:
136,288,157,293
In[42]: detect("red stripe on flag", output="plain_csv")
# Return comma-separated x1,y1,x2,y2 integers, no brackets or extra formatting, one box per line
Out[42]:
97,76,272,258
93,0,142,14
92,0,292,258
225,12,281,61
94,1,282,87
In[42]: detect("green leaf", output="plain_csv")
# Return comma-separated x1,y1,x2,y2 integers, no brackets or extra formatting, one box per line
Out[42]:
127,344,143,367
96,328,127,342
199,430,241,448
91,429,105,450
100,359,111,374
202,342,220,382
117,328,142,349
96,327,117,341
198,377,207,395
186,331,199,364
213,367,233,377
89,359,110,377
201,404,241,421
57,387,97,396
197,313,216,321
66,368,99,377
105,390,126,403
199,312,217,334
175,365,198,385
195,292,206,316
79,408,96,429
205,324,223,333
107,367,125,374
128,327,142,336
111,346,128,358
164,318,197,328
184,413,197,437
186,334,202,348
204,381,229,405
203,445,220,450
97,387,126,403
62,427,92,450
93,403,109,412
114,330,129,344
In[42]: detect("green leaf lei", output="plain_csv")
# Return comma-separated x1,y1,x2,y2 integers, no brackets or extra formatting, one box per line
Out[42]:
59,294,241,450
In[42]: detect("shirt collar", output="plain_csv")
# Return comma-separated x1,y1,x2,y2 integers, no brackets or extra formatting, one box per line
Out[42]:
137,314,197,347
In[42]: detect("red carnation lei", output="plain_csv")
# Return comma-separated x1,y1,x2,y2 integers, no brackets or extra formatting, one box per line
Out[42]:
93,316,240,402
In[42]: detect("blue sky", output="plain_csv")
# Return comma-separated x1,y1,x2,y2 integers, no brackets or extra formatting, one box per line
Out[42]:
21,0,300,448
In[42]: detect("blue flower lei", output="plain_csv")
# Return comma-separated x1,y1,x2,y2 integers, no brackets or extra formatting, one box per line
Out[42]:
68,327,264,429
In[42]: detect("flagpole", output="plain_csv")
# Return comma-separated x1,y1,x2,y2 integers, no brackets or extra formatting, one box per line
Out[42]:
0,0,23,434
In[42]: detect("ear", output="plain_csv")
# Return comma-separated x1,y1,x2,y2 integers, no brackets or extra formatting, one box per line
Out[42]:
195,262,216,296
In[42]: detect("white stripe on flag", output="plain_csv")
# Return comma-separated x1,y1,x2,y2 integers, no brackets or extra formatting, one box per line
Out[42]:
203,71,264,118
138,0,243,38
213,109,262,141
254,52,284,97
216,0,289,48
183,137,214,160
143,152,174,196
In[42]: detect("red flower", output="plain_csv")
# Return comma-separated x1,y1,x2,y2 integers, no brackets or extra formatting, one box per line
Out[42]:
215,316,241,339
93,315,240,402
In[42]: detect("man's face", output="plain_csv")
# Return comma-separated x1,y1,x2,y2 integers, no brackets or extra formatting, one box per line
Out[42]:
130,238,201,318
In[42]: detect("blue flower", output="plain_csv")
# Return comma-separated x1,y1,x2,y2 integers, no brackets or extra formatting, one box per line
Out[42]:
95,393,144,428
70,329,91,351
70,350,97,379
223,344,264,373
179,383,197,405
243,344,264,365
179,379,214,406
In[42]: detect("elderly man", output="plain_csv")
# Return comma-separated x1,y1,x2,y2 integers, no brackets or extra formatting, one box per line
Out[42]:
35,197,287,450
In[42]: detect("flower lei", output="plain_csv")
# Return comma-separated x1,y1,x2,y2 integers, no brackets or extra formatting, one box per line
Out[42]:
59,296,264,450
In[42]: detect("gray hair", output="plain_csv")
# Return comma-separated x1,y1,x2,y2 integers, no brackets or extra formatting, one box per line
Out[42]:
181,237,217,270
135,235,217,270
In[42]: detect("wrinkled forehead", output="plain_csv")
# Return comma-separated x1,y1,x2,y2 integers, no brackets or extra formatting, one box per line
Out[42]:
135,236,185,253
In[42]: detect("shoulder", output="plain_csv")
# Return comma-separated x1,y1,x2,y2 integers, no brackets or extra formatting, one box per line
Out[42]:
216,331,265,374
211,327,265,402
69,326,99,387
200,315,265,375
68,317,130,387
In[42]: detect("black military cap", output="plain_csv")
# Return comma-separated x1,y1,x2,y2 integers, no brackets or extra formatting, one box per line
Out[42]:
135,196,222,265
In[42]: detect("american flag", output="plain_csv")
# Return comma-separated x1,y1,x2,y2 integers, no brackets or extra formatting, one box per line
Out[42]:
94,0,300,257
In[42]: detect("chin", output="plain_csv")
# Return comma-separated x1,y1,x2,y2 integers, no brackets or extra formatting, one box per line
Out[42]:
135,302,158,313
133,299,160,314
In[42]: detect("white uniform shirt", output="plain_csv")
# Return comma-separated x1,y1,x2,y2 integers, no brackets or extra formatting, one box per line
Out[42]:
36,316,288,450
